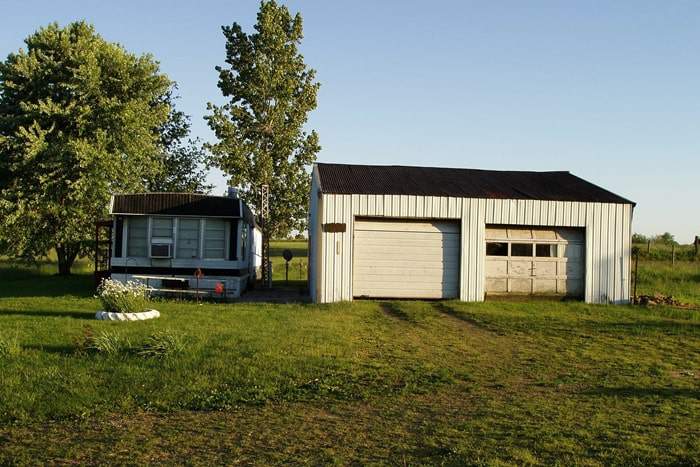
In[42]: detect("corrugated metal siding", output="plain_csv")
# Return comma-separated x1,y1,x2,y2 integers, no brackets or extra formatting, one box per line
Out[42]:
310,194,633,304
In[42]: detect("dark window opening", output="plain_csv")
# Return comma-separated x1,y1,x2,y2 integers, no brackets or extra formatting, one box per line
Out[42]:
486,242,508,256
536,244,557,257
511,243,533,257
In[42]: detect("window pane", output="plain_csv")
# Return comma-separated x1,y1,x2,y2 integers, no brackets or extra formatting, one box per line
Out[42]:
536,244,557,257
152,218,173,238
204,219,226,259
486,242,508,256
511,243,533,257
127,217,147,257
177,219,200,259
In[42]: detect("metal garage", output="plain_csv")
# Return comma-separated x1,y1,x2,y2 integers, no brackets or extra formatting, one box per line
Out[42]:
485,226,585,297
308,163,635,304
352,219,460,299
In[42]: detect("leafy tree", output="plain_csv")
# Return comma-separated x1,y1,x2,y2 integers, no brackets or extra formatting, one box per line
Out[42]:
655,232,677,245
147,91,213,193
206,0,320,238
0,22,171,274
632,233,648,244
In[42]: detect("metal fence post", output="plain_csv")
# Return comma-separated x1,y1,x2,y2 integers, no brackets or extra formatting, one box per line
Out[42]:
672,244,676,267
632,247,639,303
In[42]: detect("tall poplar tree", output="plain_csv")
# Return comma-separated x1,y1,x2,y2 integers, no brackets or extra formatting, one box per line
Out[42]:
206,0,320,237
0,22,172,274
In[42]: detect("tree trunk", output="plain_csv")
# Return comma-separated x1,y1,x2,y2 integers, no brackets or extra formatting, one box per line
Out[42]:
56,244,78,276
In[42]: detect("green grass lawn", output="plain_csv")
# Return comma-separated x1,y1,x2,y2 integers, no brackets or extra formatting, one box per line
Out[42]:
0,245,698,464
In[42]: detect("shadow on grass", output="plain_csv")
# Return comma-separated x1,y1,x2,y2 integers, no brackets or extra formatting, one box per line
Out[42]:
0,309,95,320
379,302,415,323
22,344,76,355
431,302,496,333
583,386,700,399
594,320,700,336
0,272,94,299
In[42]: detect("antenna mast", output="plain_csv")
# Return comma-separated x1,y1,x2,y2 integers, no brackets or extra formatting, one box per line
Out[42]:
260,184,271,288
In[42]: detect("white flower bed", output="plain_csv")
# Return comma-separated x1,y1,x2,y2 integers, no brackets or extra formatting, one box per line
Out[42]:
95,279,159,321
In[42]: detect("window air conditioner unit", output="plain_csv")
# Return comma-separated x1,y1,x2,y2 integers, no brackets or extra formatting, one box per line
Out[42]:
150,243,172,258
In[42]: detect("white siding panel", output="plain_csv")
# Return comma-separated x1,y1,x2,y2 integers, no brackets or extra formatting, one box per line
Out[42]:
312,192,633,305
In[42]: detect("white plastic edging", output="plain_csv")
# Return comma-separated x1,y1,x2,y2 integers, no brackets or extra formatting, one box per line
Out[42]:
95,309,160,321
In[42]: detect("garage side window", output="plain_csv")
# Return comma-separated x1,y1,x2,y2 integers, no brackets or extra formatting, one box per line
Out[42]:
511,243,533,257
536,244,558,257
204,219,226,259
127,217,147,257
486,242,508,256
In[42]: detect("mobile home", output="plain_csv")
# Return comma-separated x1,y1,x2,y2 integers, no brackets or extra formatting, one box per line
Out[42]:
107,192,261,298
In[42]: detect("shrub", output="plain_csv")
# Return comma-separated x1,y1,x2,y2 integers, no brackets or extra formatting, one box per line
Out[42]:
74,327,129,356
137,331,184,359
97,279,150,313
0,334,20,357
88,331,128,355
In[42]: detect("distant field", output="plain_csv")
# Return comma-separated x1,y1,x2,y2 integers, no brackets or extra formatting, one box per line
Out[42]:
633,241,698,261
269,239,308,286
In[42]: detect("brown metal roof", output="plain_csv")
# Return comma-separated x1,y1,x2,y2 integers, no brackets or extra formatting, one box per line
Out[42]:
316,163,635,205
111,193,245,218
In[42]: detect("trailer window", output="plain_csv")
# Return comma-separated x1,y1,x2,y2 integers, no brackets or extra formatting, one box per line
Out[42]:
204,219,226,259
151,218,173,240
177,219,200,259
127,217,147,257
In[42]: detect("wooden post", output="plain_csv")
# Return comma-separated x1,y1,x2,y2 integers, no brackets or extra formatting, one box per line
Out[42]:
695,236,699,257
633,248,639,303
672,244,676,267
647,240,651,254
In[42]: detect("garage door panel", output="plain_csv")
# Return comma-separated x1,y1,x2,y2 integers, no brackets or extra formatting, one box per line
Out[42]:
510,278,532,293
355,220,460,234
354,266,460,276
509,261,532,276
534,279,557,293
486,278,507,293
353,220,460,299
534,261,557,276
352,245,461,257
486,226,585,297
486,260,507,276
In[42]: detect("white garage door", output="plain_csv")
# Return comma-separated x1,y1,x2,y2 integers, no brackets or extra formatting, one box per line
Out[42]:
353,219,460,299
485,226,585,297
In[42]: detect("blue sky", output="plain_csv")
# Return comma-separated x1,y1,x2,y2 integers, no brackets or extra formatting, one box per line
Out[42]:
1,1,698,241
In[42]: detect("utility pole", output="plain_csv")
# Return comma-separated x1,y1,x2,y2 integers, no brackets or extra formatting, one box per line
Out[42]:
260,184,271,288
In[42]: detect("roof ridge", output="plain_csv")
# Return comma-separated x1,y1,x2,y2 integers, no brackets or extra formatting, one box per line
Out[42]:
315,163,634,205
315,162,570,175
